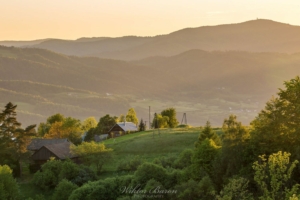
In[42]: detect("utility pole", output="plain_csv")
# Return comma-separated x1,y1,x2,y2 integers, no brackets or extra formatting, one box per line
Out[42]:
149,106,151,129
181,113,187,125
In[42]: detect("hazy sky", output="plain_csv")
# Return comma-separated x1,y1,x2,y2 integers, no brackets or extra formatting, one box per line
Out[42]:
1,0,300,40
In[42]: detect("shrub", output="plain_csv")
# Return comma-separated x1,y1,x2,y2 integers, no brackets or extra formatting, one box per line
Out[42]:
0,165,19,200
133,163,168,187
174,149,193,169
172,177,215,200
32,159,62,190
33,158,96,190
217,177,253,200
153,155,177,168
52,179,78,200
118,156,143,172
71,166,97,186
58,159,80,181
70,176,132,200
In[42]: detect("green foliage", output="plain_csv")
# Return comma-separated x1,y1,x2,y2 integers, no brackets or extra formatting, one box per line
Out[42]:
0,165,20,200
173,177,215,200
153,155,177,168
152,113,169,128
52,179,78,200
217,177,253,200
192,139,220,181
117,156,143,172
32,159,62,190
71,142,112,174
33,158,96,191
174,149,193,169
196,121,221,147
126,108,138,125
94,114,117,135
81,117,97,132
219,115,253,180
138,118,146,131
83,127,95,142
58,160,80,181
0,102,36,176
250,76,300,157
133,163,168,187
253,151,299,200
41,114,83,145
46,113,65,124
144,178,164,191
71,166,97,186
118,114,125,122
69,176,133,200
161,107,179,128
222,114,250,142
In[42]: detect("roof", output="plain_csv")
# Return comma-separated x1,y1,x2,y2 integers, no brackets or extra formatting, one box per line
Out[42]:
94,134,109,142
27,138,69,151
43,142,77,159
108,122,138,133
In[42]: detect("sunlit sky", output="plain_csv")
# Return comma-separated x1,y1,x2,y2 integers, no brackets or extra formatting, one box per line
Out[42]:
1,0,300,40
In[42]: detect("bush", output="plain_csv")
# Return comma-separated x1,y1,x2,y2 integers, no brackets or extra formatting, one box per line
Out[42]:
0,165,19,200
217,177,253,200
172,177,215,200
153,155,177,168
32,159,62,190
117,156,143,172
52,179,78,200
174,149,193,169
71,166,97,186
70,176,133,200
33,158,95,190
133,163,168,187
58,159,80,181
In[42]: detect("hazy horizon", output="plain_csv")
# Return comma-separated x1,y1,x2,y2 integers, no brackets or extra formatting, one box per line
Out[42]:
1,0,300,40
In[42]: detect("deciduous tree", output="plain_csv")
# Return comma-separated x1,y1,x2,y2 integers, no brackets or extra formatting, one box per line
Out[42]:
161,107,179,128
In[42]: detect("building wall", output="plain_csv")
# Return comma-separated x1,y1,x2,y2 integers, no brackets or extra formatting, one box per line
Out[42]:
31,147,57,161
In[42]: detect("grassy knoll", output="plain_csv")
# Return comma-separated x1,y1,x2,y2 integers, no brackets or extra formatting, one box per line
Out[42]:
101,127,202,173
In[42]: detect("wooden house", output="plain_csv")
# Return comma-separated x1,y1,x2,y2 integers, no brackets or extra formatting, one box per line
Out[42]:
107,122,138,138
31,141,78,165
27,139,78,172
27,138,69,153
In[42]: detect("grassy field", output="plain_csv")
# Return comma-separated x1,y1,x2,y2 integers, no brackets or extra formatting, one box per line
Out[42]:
18,127,223,198
100,127,202,174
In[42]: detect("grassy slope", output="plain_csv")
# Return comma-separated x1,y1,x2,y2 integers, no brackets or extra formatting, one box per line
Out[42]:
18,127,223,198
101,127,201,173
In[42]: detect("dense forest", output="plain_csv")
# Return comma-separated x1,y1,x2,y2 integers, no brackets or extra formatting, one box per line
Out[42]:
1,76,300,199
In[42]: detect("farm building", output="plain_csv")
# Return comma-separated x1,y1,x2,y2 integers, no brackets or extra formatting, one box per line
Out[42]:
31,141,78,165
27,139,78,172
27,138,69,152
107,122,138,138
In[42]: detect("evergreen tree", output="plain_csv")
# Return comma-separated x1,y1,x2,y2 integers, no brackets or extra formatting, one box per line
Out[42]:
0,102,36,176
195,121,221,147
138,118,146,131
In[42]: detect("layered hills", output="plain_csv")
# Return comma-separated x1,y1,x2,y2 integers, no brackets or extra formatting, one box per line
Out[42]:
2,19,300,60
1,44,300,127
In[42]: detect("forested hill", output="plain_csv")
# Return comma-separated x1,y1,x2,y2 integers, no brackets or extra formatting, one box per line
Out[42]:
1,46,300,126
2,19,300,60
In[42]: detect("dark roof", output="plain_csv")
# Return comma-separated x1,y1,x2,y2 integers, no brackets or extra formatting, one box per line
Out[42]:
27,138,68,151
108,122,138,133
43,142,77,159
